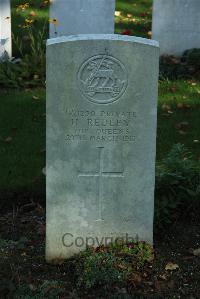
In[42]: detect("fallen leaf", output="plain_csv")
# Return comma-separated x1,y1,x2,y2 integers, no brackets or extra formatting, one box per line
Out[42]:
33,74,39,80
169,86,177,93
115,11,121,17
131,18,136,22
118,263,128,270
5,137,12,143
178,130,187,135
159,273,168,280
165,262,179,271
177,103,184,109
122,29,131,35
32,95,40,100
147,31,152,37
29,10,36,17
161,104,171,111
29,284,37,291
42,167,46,175
140,12,148,17
193,248,200,257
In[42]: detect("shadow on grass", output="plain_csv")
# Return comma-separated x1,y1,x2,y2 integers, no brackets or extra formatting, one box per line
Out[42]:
0,89,45,206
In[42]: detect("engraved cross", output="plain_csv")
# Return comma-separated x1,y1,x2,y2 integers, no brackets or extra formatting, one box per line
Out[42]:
78,147,124,221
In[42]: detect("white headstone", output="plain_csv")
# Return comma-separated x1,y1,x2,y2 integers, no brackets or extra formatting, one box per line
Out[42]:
152,0,200,56
49,0,115,38
46,34,159,261
0,0,11,60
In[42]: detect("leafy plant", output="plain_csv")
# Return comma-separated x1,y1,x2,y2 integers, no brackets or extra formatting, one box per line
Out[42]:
76,250,124,290
0,22,46,88
155,143,200,227
159,49,200,80
75,241,154,291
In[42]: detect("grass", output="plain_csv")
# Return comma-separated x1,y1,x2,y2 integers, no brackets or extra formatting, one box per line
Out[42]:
115,0,152,37
0,80,199,199
157,80,200,160
0,89,45,199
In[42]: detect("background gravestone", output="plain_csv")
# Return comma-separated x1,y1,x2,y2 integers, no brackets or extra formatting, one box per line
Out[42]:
46,34,159,261
0,0,11,59
49,0,115,38
152,0,200,56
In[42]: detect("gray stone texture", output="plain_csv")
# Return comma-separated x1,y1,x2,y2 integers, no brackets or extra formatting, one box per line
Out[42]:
49,0,115,38
152,0,200,56
0,0,11,59
46,34,159,261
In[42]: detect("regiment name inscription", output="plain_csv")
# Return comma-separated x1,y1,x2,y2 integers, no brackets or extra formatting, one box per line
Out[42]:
65,108,137,143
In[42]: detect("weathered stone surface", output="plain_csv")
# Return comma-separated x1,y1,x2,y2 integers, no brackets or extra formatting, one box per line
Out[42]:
152,0,200,56
0,0,11,59
49,0,115,38
46,34,159,261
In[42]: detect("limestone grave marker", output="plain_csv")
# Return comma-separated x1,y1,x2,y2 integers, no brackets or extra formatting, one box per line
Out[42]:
49,0,115,38
152,0,200,56
46,34,159,261
0,0,11,59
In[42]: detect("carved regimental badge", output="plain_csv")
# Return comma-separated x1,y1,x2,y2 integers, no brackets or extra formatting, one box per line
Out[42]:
78,55,128,104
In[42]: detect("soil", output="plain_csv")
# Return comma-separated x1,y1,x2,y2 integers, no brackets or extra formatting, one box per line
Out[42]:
0,202,200,299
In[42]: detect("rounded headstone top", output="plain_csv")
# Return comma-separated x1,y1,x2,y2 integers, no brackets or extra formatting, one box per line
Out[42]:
47,34,159,48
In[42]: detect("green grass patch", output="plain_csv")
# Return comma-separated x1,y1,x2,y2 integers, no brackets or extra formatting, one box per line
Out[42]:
0,89,45,199
157,80,200,160
115,0,152,37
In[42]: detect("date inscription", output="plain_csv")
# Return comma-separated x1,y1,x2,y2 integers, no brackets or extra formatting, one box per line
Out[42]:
65,108,137,143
